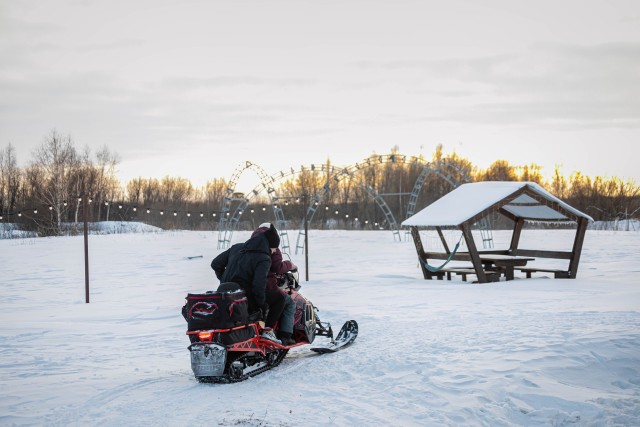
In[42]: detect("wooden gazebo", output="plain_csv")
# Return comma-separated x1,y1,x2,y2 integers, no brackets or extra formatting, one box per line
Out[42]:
402,181,593,283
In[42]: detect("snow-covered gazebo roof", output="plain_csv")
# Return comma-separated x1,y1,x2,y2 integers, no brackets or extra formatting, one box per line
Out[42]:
402,181,593,228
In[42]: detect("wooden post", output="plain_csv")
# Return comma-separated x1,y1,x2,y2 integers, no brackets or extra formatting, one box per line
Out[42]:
303,194,309,282
509,218,525,255
83,194,90,303
410,226,429,279
461,222,489,283
436,227,451,253
568,217,588,278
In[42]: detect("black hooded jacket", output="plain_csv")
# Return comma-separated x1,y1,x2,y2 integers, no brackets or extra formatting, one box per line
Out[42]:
210,233,271,308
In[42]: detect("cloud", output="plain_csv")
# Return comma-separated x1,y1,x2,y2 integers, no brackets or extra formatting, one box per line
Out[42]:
163,76,320,90
0,66,341,168
355,42,640,129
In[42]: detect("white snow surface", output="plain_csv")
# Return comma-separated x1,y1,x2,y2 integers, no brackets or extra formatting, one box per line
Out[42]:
1,228,639,426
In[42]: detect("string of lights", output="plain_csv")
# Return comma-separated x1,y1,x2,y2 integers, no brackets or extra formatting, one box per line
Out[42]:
0,197,387,228
0,198,224,220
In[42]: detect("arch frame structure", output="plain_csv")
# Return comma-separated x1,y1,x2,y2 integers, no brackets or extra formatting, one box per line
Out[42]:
216,154,492,253
217,161,292,251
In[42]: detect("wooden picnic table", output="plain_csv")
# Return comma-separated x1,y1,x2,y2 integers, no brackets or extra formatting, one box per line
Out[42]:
478,254,535,281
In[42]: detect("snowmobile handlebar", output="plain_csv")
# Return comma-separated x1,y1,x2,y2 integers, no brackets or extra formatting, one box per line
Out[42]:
277,269,301,291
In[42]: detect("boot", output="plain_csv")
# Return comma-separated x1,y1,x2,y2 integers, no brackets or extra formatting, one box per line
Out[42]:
278,331,296,346
260,328,281,344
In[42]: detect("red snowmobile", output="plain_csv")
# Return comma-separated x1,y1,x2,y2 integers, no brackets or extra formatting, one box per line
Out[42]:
182,269,358,383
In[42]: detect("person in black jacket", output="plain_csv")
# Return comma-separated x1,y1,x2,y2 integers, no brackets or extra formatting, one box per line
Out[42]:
211,223,286,343
251,225,297,346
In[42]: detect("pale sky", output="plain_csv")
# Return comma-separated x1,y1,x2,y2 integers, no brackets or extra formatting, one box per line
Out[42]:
1,0,639,188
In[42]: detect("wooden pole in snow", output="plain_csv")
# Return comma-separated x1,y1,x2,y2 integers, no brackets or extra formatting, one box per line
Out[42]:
83,194,90,303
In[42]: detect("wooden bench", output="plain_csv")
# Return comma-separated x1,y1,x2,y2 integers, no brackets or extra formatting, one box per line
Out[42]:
515,267,570,279
440,267,501,282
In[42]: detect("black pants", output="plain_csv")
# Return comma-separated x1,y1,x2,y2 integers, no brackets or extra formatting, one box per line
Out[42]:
264,288,286,328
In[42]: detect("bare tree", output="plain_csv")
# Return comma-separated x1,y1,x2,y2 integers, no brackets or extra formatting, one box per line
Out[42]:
0,144,22,219
31,130,77,234
126,178,144,206
70,146,93,223
95,146,121,220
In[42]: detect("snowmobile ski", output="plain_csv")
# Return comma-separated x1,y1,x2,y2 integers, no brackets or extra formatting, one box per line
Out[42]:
310,320,358,354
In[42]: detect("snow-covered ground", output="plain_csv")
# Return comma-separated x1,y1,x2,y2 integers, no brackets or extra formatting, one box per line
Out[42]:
1,228,639,426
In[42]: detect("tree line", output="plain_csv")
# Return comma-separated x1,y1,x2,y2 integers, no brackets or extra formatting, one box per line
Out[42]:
1,131,638,236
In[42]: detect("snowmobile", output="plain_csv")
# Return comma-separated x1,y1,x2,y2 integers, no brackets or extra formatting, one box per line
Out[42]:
182,269,358,383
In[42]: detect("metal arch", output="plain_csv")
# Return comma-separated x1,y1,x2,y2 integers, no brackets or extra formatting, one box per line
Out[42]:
294,156,407,253
217,161,249,248
218,153,489,252
217,161,281,249
401,157,494,248
294,185,332,254
270,197,291,253
404,156,472,220
217,162,338,252
402,158,469,241
269,163,341,254
362,184,401,241
297,153,478,250
293,154,416,252
230,179,293,253
260,157,406,253
432,157,483,248
272,163,340,253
